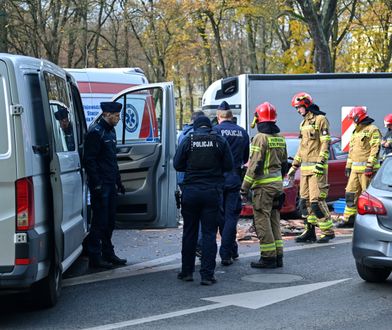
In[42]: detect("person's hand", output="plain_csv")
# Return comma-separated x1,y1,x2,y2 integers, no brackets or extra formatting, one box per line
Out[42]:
117,183,125,194
240,189,248,204
287,166,297,179
345,167,351,178
313,162,324,177
364,166,374,177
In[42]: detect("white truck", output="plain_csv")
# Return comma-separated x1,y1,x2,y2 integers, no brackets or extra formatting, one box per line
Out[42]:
202,73,392,136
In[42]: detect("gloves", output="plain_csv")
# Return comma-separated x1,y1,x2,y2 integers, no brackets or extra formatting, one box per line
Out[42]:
345,167,351,178
313,162,324,177
240,189,248,204
287,166,297,179
117,183,126,194
364,166,374,177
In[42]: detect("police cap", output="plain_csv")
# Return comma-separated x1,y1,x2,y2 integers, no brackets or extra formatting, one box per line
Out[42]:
54,106,69,121
100,101,122,113
217,101,230,110
194,115,212,129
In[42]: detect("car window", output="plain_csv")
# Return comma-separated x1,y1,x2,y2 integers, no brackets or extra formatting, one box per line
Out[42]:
331,141,348,160
372,158,392,192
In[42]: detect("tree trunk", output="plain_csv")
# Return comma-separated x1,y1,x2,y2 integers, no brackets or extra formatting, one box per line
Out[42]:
0,0,7,53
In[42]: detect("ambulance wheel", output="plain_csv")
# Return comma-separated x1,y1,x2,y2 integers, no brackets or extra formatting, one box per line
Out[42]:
32,261,62,308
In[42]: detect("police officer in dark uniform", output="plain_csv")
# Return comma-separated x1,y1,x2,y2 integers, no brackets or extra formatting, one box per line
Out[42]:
213,101,249,266
83,101,126,269
174,115,233,285
54,106,75,151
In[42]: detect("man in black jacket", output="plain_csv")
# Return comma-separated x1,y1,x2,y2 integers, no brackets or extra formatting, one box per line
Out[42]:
83,101,126,269
174,116,233,285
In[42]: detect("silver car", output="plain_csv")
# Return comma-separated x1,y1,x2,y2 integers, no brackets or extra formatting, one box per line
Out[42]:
352,154,392,282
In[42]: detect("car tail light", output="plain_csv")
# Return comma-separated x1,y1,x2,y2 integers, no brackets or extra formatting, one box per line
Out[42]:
357,191,387,215
15,177,35,231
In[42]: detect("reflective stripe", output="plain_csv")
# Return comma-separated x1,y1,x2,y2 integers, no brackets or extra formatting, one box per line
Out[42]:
352,162,366,166
244,175,254,184
275,240,283,248
344,206,357,215
294,155,302,162
301,125,319,131
320,192,327,199
250,145,261,153
307,215,318,224
319,220,333,230
320,135,331,142
264,151,270,175
319,151,329,160
252,176,282,185
260,242,276,252
301,163,328,171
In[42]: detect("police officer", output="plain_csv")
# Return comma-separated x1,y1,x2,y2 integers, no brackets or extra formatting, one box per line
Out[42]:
174,115,233,285
381,113,392,157
338,106,381,228
54,106,75,151
241,102,288,268
288,92,335,243
213,101,249,266
83,102,126,269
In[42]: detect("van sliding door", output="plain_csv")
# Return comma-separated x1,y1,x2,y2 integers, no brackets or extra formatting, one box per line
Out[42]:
112,83,177,228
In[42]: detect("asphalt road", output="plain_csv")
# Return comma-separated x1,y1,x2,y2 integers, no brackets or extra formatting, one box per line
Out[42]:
1,228,392,330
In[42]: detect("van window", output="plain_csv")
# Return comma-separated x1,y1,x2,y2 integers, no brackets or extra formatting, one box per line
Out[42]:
0,72,9,156
115,87,161,143
24,74,48,148
43,72,76,152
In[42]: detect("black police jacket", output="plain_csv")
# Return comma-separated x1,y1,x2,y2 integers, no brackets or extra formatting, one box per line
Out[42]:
83,118,121,190
213,120,250,189
173,127,234,188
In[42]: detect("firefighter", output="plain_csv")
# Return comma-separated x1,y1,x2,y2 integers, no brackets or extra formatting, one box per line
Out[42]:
288,92,335,243
337,107,381,228
241,102,288,268
381,113,392,158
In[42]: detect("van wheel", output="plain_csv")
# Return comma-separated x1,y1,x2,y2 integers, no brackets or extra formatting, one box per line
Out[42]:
355,261,391,283
32,262,62,308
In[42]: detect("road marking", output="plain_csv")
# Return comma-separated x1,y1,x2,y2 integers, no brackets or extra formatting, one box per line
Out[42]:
82,279,350,329
63,238,352,287
203,278,350,309
83,303,228,330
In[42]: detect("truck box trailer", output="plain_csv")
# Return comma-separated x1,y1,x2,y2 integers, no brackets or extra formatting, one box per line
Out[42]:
202,73,392,137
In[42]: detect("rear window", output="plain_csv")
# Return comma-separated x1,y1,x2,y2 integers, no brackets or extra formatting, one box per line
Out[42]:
0,72,9,156
372,158,392,192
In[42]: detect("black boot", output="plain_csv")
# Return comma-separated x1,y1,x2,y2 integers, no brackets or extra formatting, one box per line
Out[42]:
295,224,316,243
277,255,283,268
317,233,335,243
250,257,277,269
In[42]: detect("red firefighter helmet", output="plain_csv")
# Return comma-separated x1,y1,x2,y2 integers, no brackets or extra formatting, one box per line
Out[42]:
384,113,392,127
291,92,313,108
348,106,367,124
251,102,277,128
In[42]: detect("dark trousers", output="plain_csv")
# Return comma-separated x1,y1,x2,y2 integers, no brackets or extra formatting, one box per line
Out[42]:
219,188,241,260
88,183,117,260
181,186,220,279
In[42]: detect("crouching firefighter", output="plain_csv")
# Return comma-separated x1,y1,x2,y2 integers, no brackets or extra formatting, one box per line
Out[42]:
288,92,335,243
241,102,288,269
337,106,381,228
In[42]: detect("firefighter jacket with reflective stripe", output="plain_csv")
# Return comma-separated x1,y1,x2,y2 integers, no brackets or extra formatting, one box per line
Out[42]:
241,133,287,192
292,112,331,174
346,123,381,173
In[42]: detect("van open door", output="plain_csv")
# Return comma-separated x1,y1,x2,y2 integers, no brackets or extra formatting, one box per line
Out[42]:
111,82,177,228
38,65,87,272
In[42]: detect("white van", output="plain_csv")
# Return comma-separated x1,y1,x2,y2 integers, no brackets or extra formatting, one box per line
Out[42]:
65,67,148,126
0,54,88,307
